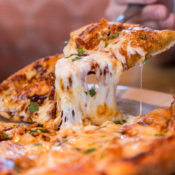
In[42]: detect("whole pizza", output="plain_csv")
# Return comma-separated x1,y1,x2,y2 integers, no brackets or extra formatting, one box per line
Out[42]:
0,19,174,175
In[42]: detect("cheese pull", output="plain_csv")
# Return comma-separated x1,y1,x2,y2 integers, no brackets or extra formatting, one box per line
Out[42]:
0,19,175,127
55,52,123,126
55,19,175,126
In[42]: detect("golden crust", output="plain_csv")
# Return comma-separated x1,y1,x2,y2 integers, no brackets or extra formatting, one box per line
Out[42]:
0,54,63,124
0,103,174,175
64,19,175,69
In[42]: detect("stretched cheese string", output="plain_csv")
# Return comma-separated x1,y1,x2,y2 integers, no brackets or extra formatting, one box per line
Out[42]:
139,64,143,116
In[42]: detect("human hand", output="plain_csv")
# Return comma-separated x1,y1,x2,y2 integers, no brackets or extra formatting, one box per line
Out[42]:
105,0,175,29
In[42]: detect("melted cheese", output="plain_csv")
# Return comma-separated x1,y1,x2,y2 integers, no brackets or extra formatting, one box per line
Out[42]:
55,52,123,126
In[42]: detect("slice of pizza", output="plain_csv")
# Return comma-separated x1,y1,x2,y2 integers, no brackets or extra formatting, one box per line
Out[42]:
0,100,174,175
56,19,175,126
0,55,62,125
0,19,175,126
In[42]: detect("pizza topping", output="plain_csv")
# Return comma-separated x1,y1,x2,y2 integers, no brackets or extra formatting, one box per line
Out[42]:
55,52,122,126
84,148,97,154
140,35,147,40
30,129,37,136
37,124,43,127
89,88,96,97
33,143,42,146
28,103,39,114
65,54,74,58
77,49,85,56
1,133,10,139
72,56,82,62
113,120,127,125
155,133,164,137
104,42,108,48
142,59,146,65
108,32,120,39
30,128,48,136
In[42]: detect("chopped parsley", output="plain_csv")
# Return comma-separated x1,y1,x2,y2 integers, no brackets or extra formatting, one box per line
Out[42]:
1,133,9,139
33,143,42,146
140,35,147,40
28,103,39,114
77,49,85,56
155,133,164,137
99,38,105,41
64,40,68,45
84,91,88,95
84,148,97,154
37,124,43,127
89,88,96,97
65,54,74,58
39,129,48,133
142,59,146,65
109,32,119,39
72,56,82,62
30,129,37,136
104,42,108,48
113,120,127,125
30,128,48,136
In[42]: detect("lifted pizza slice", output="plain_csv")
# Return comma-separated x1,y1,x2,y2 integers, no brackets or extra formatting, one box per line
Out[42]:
0,19,175,126
55,19,175,126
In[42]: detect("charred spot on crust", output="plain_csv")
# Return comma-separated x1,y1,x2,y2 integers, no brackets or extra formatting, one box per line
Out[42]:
103,66,109,76
43,57,50,62
72,110,75,120
33,64,43,71
75,19,125,50
29,94,48,105
0,83,9,93
88,71,96,75
11,74,27,83
50,103,57,119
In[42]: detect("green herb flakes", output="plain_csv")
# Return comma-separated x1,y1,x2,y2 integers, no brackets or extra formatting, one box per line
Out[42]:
72,56,82,62
142,59,146,65
1,133,9,139
99,38,105,41
104,42,108,48
28,103,39,113
65,54,74,58
77,49,85,56
30,129,37,136
37,124,43,127
140,35,147,40
109,32,119,39
39,129,48,133
155,133,164,137
33,143,42,146
89,88,96,97
84,148,97,154
84,91,88,95
113,120,126,125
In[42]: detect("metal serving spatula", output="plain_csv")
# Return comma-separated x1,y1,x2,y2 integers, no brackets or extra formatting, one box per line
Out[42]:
116,4,146,23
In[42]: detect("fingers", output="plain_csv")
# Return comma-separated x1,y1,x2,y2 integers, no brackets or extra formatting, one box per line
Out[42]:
116,0,158,5
141,4,169,21
158,13,175,29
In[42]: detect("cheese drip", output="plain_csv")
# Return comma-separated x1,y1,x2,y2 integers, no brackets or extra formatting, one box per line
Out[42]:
55,52,123,126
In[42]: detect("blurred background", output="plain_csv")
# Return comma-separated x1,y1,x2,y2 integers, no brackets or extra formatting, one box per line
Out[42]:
0,0,174,93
